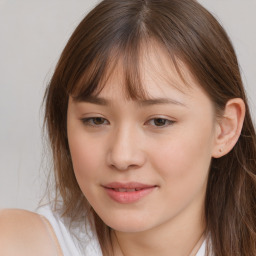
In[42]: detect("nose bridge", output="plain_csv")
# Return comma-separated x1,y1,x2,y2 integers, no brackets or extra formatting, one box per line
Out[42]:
107,122,145,170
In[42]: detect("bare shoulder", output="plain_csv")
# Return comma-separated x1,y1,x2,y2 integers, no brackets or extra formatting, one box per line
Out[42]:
0,209,57,256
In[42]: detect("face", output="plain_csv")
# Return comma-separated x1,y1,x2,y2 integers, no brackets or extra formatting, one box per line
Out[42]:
67,45,218,234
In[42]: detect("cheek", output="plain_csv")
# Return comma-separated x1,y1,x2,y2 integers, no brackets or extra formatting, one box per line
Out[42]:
150,124,213,194
68,132,103,187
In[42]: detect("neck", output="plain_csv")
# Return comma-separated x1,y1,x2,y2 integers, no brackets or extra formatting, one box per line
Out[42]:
112,202,205,256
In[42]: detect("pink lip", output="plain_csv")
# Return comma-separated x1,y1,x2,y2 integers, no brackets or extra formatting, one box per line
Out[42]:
103,182,157,204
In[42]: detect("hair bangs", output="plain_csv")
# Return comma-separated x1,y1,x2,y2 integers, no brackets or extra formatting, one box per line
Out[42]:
68,35,192,104
68,32,154,103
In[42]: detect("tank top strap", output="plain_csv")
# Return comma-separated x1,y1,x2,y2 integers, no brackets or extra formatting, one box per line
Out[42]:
39,215,64,256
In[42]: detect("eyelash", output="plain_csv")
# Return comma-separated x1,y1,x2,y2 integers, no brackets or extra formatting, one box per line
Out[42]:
81,117,109,126
146,118,175,127
80,117,175,128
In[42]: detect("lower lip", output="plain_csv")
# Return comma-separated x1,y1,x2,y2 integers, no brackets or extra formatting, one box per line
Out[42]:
104,187,156,204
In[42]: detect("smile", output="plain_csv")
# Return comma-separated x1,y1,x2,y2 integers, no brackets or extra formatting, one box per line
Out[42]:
112,188,143,192
103,182,157,204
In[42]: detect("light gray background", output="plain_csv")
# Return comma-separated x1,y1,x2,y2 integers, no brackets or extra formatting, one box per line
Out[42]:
0,0,255,211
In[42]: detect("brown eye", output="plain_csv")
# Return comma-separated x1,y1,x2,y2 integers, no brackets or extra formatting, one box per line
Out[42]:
92,117,105,125
147,118,175,127
154,118,167,126
81,117,109,127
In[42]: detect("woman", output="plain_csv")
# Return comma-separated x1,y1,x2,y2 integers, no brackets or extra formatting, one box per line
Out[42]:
0,0,255,255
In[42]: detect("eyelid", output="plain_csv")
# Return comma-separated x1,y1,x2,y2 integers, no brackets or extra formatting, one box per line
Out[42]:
145,117,176,128
80,117,109,127
80,116,176,128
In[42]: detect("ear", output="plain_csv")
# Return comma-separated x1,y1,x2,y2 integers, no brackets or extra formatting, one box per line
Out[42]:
212,98,245,158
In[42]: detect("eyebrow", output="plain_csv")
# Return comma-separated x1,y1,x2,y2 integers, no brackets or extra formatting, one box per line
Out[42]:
73,95,186,107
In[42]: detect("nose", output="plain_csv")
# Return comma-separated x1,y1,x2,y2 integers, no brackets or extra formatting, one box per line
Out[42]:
106,124,146,171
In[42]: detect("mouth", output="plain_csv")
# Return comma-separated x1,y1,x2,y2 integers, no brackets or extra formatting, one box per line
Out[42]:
111,188,146,192
102,182,158,204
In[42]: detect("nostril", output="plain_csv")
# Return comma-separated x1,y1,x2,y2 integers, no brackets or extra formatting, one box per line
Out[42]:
111,164,129,171
107,143,146,171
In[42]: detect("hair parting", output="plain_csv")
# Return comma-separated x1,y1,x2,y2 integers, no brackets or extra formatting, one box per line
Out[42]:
44,0,256,255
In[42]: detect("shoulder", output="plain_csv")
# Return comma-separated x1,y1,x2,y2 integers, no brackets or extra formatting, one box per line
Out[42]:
0,208,57,256
37,204,102,255
37,204,103,255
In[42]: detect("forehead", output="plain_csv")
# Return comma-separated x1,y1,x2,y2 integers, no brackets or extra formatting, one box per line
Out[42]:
71,40,205,105
94,44,198,100
70,43,215,118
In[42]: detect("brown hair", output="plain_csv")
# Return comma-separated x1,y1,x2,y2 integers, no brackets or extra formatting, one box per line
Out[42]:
44,0,256,255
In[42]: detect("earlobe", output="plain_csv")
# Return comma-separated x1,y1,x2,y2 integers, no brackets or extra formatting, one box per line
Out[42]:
212,98,245,158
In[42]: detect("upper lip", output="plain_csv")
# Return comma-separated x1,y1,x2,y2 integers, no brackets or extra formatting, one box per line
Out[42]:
103,182,157,189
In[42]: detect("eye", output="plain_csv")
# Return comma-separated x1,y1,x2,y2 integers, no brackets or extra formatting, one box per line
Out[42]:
80,117,109,127
147,118,175,127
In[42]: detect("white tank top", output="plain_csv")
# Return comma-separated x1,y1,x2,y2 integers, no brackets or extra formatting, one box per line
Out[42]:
37,204,102,256
37,205,207,256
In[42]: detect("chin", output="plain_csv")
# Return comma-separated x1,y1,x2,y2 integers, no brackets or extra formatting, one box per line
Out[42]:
99,211,154,233
108,222,149,233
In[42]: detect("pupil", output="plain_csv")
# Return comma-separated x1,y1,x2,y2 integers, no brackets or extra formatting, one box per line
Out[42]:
155,118,165,126
94,118,104,124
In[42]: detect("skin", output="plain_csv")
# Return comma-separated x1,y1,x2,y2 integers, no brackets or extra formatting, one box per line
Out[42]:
0,44,245,256
67,45,220,256
0,209,59,255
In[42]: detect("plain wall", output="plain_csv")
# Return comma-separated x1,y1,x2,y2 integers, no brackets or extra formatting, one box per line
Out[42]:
0,0,255,211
